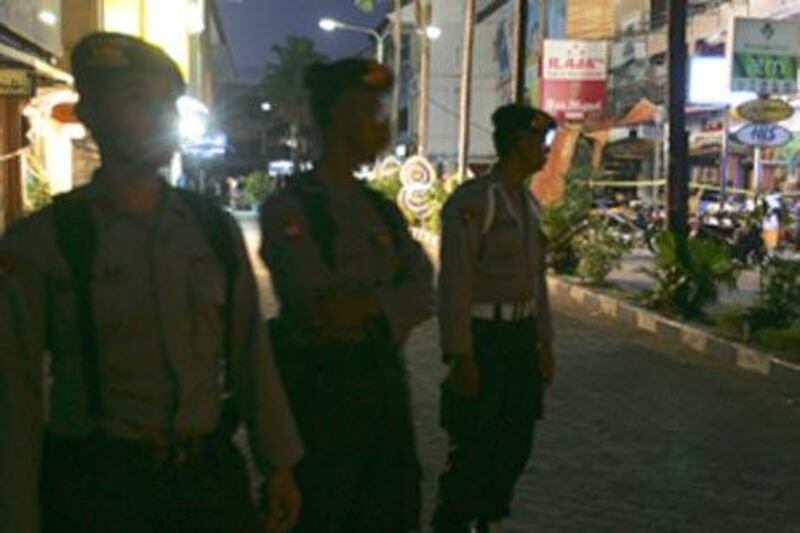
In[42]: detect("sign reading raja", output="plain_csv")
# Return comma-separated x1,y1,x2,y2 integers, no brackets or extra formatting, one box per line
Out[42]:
736,97,794,123
735,122,792,147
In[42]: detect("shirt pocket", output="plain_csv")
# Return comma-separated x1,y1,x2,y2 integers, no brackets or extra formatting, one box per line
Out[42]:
90,270,131,349
188,257,226,357
477,219,524,278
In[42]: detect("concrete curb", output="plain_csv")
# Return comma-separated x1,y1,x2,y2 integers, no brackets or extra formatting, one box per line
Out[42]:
409,226,799,383
546,276,800,383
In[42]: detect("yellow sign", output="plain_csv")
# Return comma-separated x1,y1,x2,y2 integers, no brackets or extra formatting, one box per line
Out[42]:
735,98,794,123
0,69,33,96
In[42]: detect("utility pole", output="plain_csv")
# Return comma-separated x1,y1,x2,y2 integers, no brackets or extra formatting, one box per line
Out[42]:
391,0,402,148
457,0,476,178
666,0,689,242
512,0,529,103
415,0,431,156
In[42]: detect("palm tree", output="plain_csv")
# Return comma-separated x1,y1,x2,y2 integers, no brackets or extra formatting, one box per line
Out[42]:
261,36,327,160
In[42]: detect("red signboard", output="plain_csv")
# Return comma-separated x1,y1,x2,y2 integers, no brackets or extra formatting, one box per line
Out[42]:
542,80,606,121
542,39,608,122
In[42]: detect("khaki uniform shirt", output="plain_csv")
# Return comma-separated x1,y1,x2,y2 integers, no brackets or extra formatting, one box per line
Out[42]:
0,181,303,532
438,171,554,357
260,175,434,343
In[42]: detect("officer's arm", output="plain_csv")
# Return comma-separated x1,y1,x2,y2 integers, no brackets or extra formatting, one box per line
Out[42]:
224,216,303,472
535,251,555,353
0,219,49,533
438,198,476,361
373,203,435,343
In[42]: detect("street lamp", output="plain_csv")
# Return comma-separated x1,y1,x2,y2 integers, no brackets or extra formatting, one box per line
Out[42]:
318,17,442,64
319,17,388,63
260,101,272,112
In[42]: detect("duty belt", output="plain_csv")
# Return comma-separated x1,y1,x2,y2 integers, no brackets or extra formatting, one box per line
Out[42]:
471,300,537,322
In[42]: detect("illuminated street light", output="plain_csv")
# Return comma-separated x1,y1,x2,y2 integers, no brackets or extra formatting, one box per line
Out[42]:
423,25,442,40
319,17,387,64
38,10,58,26
260,101,273,112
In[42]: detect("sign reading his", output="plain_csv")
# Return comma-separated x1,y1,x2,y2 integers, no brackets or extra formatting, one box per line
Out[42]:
731,18,800,94
736,98,794,123
734,123,792,147
542,39,608,122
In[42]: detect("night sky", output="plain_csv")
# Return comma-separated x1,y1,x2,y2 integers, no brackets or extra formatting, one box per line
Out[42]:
217,0,390,84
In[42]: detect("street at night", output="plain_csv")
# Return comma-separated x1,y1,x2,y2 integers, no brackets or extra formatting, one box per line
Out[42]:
3,1,800,532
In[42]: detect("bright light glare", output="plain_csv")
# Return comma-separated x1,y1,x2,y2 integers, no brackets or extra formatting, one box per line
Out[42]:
689,57,756,106
319,18,339,32
177,96,208,141
38,10,58,26
425,25,443,40
260,101,272,112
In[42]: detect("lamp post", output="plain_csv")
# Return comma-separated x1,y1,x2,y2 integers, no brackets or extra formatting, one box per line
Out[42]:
319,17,389,64
319,17,442,65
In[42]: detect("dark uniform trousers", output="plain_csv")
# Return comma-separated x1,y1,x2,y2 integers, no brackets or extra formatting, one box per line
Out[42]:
433,317,543,532
271,318,421,533
40,432,263,533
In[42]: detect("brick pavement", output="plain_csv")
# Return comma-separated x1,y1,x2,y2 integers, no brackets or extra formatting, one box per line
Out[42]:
239,214,800,532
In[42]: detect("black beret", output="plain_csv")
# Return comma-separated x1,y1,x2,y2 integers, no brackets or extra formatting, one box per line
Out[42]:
71,32,186,98
492,104,555,136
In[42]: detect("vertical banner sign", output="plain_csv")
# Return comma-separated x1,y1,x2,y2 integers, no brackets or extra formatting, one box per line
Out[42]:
731,18,800,94
542,39,608,122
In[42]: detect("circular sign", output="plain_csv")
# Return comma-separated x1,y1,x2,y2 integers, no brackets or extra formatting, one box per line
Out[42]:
377,156,402,178
734,123,792,147
398,187,435,219
400,155,436,191
735,98,794,124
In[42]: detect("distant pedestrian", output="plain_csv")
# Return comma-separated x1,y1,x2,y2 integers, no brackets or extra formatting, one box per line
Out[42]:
763,183,783,254
0,32,303,533
259,58,434,532
433,104,556,533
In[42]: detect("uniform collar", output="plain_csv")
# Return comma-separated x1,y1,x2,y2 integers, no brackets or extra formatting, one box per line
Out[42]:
87,173,189,226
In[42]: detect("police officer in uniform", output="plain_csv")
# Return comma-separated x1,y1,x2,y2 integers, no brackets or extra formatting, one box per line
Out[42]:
259,59,434,532
432,104,557,533
0,33,303,532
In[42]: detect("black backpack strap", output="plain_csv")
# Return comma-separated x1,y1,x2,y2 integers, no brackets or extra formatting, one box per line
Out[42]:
286,172,407,275
286,173,338,269
175,190,239,399
51,194,103,420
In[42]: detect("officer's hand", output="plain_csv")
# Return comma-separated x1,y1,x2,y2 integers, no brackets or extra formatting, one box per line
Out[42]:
264,467,302,532
538,344,555,387
449,356,480,398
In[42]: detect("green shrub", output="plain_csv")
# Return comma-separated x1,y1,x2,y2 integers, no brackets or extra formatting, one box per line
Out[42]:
644,231,739,319
240,171,274,208
760,257,800,320
573,216,632,285
756,327,800,360
541,166,594,274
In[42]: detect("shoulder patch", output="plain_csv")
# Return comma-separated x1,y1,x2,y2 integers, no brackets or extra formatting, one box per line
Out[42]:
282,212,303,239
459,207,477,224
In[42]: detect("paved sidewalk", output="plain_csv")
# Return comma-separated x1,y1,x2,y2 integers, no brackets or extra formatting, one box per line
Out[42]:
238,214,800,532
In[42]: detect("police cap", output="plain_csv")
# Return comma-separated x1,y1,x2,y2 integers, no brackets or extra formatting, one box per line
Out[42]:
492,104,555,137
71,32,186,100
305,58,393,124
